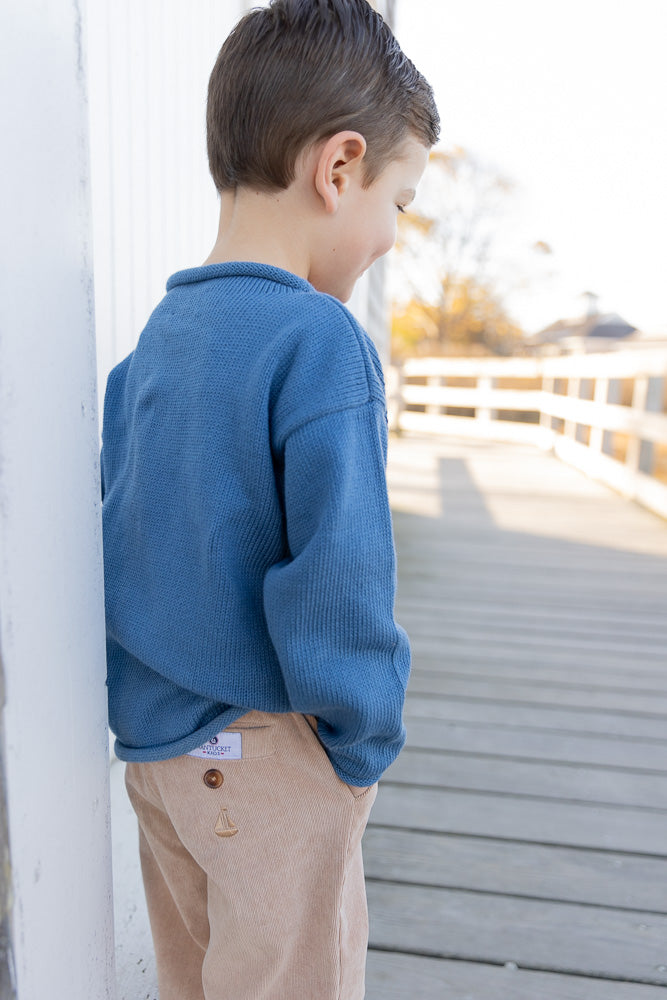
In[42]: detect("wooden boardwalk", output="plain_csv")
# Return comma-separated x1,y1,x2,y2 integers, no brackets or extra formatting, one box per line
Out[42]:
365,433,667,998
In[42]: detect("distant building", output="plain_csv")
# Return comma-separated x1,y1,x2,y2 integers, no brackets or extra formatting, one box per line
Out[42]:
525,293,639,354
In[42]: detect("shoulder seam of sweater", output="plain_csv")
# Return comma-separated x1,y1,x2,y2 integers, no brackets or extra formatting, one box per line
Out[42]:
322,295,382,388
273,295,385,446
281,395,386,448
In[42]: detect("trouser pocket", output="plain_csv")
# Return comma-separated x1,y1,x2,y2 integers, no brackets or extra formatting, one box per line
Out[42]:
302,713,378,801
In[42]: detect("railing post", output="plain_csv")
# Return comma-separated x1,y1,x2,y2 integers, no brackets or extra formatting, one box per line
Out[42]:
426,374,444,416
641,378,666,473
540,376,555,433
578,379,593,443
387,364,405,434
589,378,608,452
602,379,622,456
626,376,664,475
564,377,581,440
477,375,497,423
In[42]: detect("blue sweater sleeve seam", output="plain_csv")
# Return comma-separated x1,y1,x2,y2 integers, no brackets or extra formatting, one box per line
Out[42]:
324,296,386,389
271,295,385,449
278,394,386,450
390,632,410,687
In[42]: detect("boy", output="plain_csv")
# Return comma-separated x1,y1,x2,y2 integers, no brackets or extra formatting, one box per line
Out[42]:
101,2,439,997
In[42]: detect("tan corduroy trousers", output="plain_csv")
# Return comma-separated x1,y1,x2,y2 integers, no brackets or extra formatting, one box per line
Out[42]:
125,710,378,1000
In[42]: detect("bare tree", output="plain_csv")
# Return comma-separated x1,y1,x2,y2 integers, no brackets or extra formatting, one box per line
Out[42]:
392,148,531,357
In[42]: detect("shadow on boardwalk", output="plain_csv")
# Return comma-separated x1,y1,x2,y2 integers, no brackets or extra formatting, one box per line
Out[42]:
112,433,667,999
366,434,667,998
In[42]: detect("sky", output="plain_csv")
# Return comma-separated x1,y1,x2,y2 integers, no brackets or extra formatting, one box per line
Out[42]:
394,0,667,335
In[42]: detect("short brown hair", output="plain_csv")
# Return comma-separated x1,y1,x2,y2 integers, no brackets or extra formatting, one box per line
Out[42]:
206,0,440,193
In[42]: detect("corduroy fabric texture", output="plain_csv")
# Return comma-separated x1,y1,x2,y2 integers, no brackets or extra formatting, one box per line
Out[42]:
101,262,410,785
125,710,377,1000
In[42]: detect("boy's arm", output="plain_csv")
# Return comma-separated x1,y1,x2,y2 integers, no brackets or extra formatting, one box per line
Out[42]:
263,398,410,787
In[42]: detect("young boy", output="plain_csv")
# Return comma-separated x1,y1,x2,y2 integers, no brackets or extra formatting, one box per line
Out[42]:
101,2,439,997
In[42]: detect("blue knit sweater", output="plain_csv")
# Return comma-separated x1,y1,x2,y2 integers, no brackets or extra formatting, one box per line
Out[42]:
101,262,410,786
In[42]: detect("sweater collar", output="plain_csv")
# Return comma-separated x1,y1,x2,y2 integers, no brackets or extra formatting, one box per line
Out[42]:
166,261,314,293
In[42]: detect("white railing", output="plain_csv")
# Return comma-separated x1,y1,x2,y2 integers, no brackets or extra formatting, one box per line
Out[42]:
388,349,667,520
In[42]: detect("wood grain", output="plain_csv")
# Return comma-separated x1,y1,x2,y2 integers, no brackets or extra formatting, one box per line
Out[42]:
366,434,667,995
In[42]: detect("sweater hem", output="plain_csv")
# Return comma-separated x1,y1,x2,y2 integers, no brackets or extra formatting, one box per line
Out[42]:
113,705,249,762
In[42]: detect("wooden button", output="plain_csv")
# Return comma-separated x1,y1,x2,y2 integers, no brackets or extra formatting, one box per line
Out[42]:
203,769,223,788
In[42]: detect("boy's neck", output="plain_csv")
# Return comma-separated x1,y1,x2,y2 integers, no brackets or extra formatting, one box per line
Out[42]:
203,186,312,279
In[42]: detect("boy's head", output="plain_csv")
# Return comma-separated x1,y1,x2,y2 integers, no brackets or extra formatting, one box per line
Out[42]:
206,0,440,195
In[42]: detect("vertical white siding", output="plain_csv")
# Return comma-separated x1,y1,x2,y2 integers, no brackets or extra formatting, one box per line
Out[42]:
361,0,394,365
87,0,245,395
0,2,114,997
87,0,392,391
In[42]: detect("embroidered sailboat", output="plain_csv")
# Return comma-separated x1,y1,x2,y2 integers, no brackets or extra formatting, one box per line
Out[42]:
215,808,238,838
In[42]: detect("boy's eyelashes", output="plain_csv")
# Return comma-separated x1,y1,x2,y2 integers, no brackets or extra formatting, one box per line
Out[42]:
397,205,406,214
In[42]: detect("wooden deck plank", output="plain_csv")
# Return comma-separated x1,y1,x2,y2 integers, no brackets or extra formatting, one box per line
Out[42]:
363,827,667,911
408,671,667,714
404,620,667,654
397,569,667,594
394,539,667,569
396,567,667,599
404,695,667,741
410,653,667,684
400,584,665,616
370,784,667,855
367,882,667,986
400,601,667,633
396,572,667,602
400,719,667,772
398,595,667,631
385,749,667,809
366,433,667,994
367,952,667,1000
409,654,667,684
394,529,667,561
410,644,667,672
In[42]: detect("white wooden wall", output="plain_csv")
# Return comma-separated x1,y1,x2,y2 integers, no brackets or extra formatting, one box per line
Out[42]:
87,0,246,395
87,0,390,400
0,2,114,998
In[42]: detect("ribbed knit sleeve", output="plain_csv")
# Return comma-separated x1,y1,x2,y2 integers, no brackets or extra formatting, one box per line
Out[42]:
263,398,411,786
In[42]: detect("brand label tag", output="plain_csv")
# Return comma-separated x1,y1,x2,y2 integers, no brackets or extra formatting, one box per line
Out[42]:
188,731,242,760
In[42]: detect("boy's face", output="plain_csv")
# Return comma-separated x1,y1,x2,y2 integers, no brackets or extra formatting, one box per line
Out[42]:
310,136,429,303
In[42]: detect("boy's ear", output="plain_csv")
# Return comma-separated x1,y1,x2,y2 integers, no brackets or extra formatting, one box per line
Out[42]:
314,131,367,214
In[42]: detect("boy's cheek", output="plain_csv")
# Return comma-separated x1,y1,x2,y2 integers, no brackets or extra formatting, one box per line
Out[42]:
374,216,399,261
